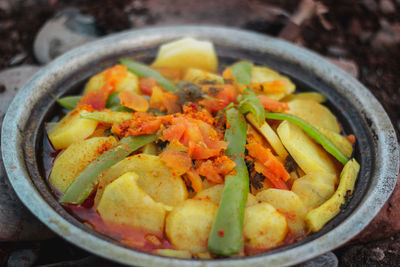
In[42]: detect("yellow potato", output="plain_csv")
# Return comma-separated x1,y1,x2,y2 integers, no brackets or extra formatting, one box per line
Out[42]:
277,121,339,176
292,173,336,210
256,189,307,234
251,66,295,100
316,126,353,158
306,159,360,232
243,202,288,249
83,68,139,95
281,92,326,103
48,110,98,150
165,199,217,253
286,99,340,133
194,184,258,207
247,113,288,161
97,172,168,236
50,136,117,193
156,249,191,259
151,37,218,72
183,68,224,84
95,154,188,207
80,110,133,124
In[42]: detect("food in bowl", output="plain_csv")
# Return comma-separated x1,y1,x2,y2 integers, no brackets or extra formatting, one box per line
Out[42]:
44,37,360,259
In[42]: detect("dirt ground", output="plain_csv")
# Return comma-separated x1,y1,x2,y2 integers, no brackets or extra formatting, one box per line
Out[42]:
0,0,399,266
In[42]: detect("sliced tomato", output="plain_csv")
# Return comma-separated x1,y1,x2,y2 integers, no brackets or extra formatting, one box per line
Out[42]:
196,160,224,184
139,77,157,96
185,168,203,193
119,91,149,112
78,83,114,110
254,161,289,190
200,84,238,113
106,64,128,86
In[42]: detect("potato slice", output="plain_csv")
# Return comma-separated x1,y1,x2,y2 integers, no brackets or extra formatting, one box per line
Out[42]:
243,202,288,249
95,154,188,207
251,66,295,100
83,67,139,95
151,37,218,72
80,110,133,124
316,126,353,158
49,136,117,193
292,173,336,210
281,92,326,103
194,184,257,207
256,189,307,234
286,99,340,133
277,121,339,176
183,68,224,84
97,172,168,236
165,199,217,253
48,110,98,150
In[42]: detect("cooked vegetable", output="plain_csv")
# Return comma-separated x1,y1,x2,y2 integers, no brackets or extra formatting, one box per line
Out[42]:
286,99,340,133
208,108,249,256
238,88,265,125
60,134,156,204
306,159,360,231
151,37,218,72
316,126,354,158
194,184,258,207
230,61,253,85
48,110,98,150
282,92,326,103
270,113,349,165
166,199,217,253
80,110,133,124
50,136,117,193
95,154,188,207
183,68,224,85
246,113,288,160
243,202,288,249
56,96,81,110
256,189,307,234
121,58,179,92
156,249,192,259
97,172,169,236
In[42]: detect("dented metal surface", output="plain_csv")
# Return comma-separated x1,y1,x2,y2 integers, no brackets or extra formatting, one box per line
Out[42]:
1,26,399,266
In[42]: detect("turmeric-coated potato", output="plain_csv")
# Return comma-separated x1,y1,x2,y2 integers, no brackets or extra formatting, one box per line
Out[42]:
243,202,288,249
97,172,168,236
251,66,295,100
292,173,336,210
152,37,218,72
286,99,340,133
256,189,307,234
165,199,217,253
47,110,98,150
277,121,339,176
183,68,224,84
95,154,188,207
83,66,139,95
50,136,117,193
194,184,257,207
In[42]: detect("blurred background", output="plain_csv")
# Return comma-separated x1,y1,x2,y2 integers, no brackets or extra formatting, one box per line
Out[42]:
0,0,399,266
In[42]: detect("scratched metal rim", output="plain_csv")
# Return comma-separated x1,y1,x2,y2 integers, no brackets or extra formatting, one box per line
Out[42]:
1,26,399,267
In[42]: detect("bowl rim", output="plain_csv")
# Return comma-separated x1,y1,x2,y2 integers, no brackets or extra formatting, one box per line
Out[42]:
1,25,399,267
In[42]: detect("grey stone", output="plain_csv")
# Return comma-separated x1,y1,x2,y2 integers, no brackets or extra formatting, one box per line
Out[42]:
34,8,99,64
0,65,54,242
298,252,338,267
7,249,38,267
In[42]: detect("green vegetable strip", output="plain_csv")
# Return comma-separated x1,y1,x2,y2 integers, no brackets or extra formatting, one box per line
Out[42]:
208,108,249,256
105,92,132,112
60,134,156,204
56,96,81,110
265,112,349,165
230,61,253,85
238,88,265,126
120,58,179,92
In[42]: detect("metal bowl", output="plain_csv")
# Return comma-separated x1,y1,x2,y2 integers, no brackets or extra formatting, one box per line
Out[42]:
2,26,399,267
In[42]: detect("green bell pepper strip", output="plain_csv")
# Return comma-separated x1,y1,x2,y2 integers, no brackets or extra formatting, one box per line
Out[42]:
120,58,179,92
56,96,81,110
230,61,253,85
238,88,265,126
59,134,157,204
264,112,349,165
208,108,249,256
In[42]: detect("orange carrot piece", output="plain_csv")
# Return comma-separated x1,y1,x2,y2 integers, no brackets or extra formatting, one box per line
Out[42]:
257,95,289,112
119,91,149,112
